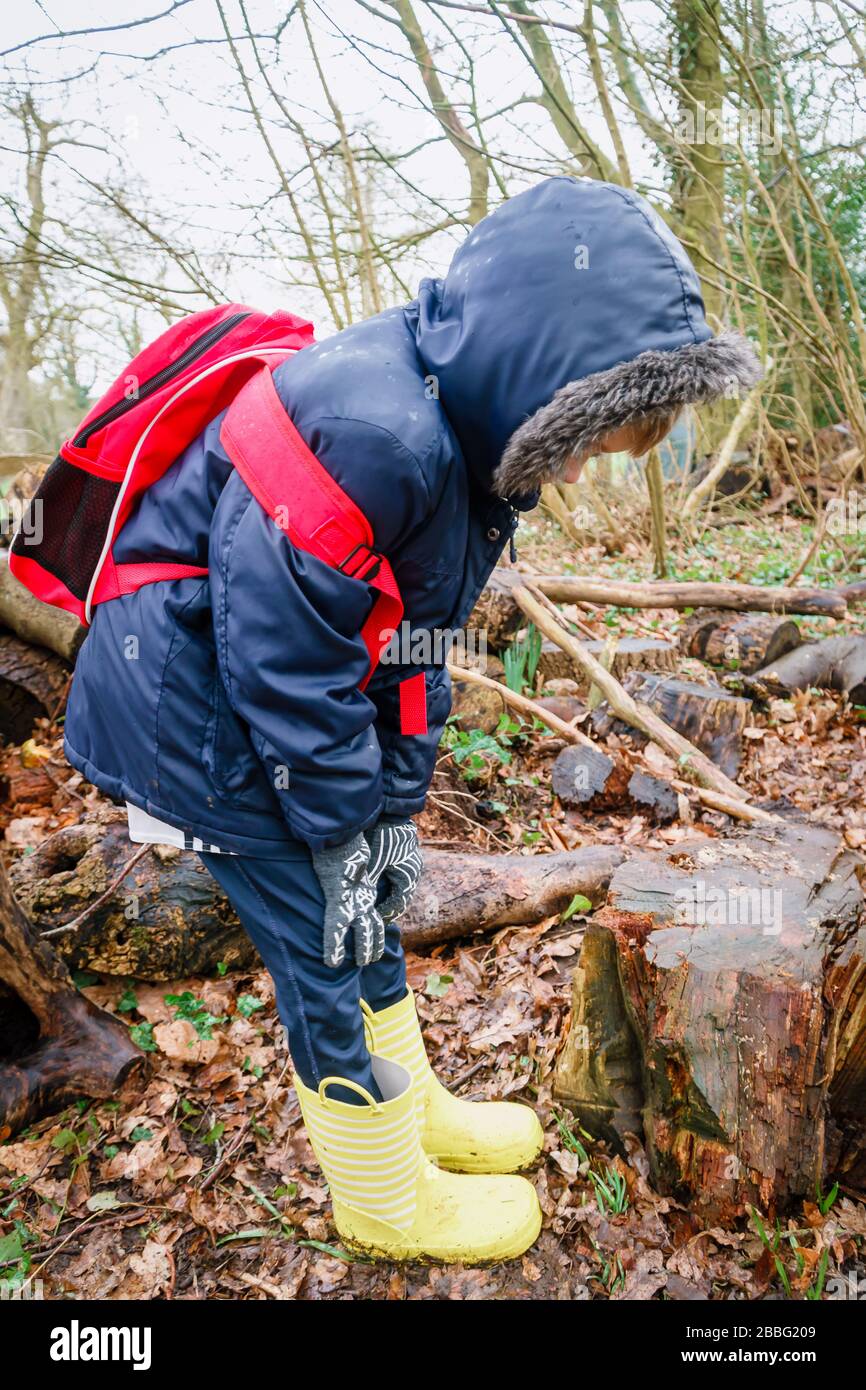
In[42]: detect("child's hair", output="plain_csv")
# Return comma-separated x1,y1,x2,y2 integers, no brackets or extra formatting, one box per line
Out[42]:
624,409,681,458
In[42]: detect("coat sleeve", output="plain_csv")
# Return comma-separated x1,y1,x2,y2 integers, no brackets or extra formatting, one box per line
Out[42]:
209,470,386,851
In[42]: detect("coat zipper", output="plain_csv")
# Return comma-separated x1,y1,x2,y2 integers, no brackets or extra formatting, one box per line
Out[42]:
73,311,252,447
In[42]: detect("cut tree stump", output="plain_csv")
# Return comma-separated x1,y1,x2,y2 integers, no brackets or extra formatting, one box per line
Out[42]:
552,744,622,808
12,808,626,972
626,769,680,823
537,636,677,687
554,821,866,1217
746,634,866,705
0,847,142,1139
680,609,802,675
595,672,751,780
584,637,677,682
0,633,71,742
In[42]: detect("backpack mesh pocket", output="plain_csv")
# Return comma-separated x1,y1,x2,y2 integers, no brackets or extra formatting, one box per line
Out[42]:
11,456,121,601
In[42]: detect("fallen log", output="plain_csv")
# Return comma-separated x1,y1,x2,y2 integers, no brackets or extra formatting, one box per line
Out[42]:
11,807,626,971
400,845,626,948
554,821,866,1217
534,573,847,618
0,550,85,664
746,633,866,704
0,846,142,1139
604,672,752,780
679,608,802,675
11,810,259,981
0,633,71,742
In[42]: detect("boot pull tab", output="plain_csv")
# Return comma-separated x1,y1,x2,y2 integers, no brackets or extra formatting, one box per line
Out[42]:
318,1076,383,1111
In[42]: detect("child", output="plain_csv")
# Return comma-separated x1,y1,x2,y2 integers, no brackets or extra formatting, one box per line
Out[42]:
63,177,760,1263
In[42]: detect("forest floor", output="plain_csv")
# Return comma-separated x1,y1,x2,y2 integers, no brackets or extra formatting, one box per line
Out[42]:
1,505,865,1301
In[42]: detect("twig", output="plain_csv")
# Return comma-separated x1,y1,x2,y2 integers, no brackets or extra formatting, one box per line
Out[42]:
43,844,152,937
446,661,595,746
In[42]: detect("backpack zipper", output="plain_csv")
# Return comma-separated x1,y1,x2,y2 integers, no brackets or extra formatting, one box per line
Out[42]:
73,310,252,447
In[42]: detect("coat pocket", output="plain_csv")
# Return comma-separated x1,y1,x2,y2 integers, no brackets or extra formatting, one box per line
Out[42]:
201,671,273,809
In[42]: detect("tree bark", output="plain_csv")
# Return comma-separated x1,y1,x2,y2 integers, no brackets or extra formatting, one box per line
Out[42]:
607,672,752,780
0,633,70,741
554,821,866,1217
680,608,802,674
0,845,142,1139
400,845,626,948
0,550,85,663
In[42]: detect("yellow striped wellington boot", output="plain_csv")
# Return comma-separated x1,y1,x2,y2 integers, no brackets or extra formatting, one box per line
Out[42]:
294,1055,541,1263
361,991,544,1174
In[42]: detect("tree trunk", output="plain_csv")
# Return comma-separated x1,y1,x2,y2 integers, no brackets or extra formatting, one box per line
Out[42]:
554,821,866,1218
0,845,142,1139
746,634,866,704
680,608,802,674
596,672,751,780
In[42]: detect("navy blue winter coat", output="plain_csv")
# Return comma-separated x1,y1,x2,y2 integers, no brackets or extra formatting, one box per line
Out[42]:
64,177,712,854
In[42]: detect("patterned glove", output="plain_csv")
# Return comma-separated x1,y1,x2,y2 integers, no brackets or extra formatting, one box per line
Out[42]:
365,818,423,924
312,833,386,968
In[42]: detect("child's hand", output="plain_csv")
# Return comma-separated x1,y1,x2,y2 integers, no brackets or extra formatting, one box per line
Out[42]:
312,834,386,968
365,818,423,923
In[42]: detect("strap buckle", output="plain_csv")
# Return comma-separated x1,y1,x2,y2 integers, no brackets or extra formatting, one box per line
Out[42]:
338,542,382,582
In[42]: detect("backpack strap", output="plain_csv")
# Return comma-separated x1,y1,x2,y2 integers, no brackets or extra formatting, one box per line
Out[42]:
219,365,403,691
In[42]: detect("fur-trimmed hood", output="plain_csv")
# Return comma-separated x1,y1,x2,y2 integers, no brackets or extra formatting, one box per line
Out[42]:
409,177,762,505
494,330,762,497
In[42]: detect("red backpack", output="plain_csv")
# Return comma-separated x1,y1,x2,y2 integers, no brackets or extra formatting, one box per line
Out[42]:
9,303,402,690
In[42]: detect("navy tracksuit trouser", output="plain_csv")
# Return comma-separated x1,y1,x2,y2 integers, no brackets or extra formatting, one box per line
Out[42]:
198,850,407,1101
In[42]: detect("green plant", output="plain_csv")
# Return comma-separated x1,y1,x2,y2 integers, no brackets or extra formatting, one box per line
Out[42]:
441,718,514,780
163,991,227,1040
589,1164,629,1216
553,1111,590,1165
503,623,541,694
815,1179,839,1216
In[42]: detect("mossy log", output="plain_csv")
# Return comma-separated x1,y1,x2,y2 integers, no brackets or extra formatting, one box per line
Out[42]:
554,821,866,1218
11,808,626,974
10,809,258,981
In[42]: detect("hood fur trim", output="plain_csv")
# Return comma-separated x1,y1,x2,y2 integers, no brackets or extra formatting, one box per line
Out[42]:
493,331,763,498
